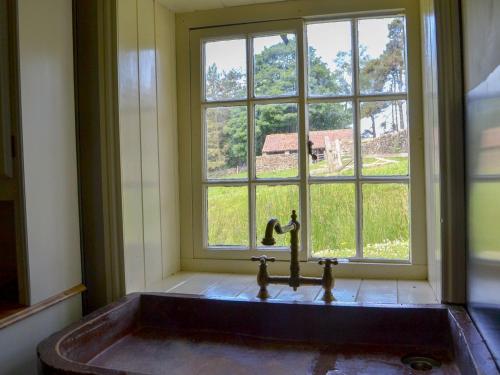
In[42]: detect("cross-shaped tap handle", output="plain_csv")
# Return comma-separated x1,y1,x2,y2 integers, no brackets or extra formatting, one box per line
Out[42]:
251,255,276,265
318,258,339,267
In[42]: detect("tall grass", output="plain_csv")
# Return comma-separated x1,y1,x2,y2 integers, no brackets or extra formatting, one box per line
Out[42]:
207,157,410,259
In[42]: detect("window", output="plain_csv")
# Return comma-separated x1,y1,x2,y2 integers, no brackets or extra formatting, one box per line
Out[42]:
189,12,422,265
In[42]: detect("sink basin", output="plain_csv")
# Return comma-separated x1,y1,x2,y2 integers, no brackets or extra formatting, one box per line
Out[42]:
38,293,497,374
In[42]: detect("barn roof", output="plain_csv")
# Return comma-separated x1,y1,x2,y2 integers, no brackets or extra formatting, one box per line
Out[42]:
262,129,352,153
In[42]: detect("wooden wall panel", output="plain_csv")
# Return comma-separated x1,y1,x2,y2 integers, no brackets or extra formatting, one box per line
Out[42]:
118,0,179,291
117,0,146,292
138,0,163,286
155,2,180,277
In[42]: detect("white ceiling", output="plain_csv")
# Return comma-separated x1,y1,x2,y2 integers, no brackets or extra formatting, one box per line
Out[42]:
158,0,286,13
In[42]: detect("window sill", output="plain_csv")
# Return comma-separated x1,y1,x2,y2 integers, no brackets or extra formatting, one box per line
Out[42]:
145,272,438,304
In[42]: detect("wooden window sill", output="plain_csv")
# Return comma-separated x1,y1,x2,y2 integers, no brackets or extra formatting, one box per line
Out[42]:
144,272,439,304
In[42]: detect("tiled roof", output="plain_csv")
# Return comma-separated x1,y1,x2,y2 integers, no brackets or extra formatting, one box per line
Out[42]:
262,129,352,153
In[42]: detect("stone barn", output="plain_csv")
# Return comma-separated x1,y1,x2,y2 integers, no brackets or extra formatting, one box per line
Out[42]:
262,129,352,160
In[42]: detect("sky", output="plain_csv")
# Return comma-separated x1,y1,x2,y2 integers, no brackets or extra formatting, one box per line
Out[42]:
204,17,401,75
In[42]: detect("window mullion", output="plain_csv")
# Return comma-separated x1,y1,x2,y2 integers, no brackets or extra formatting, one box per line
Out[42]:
352,18,364,259
247,36,256,250
296,20,309,261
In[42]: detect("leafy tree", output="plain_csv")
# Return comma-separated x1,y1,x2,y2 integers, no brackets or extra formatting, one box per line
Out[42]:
224,107,247,167
357,18,407,137
206,108,229,172
384,18,406,130
254,37,297,97
206,63,246,101
359,47,389,138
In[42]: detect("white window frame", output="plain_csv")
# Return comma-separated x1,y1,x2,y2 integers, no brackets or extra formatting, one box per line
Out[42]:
191,20,306,261
179,0,427,278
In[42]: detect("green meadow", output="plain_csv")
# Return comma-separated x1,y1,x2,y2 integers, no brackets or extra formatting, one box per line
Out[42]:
207,157,410,259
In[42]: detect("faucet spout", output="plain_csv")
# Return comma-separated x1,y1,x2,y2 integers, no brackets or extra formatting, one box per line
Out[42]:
261,210,299,246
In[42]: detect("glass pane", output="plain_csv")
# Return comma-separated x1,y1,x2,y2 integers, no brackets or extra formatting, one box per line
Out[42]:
206,106,248,179
308,102,354,177
362,184,409,259
307,21,352,96
207,186,248,246
358,17,407,94
360,100,408,176
205,39,247,101
256,185,299,247
254,33,297,97
311,184,356,258
255,103,299,178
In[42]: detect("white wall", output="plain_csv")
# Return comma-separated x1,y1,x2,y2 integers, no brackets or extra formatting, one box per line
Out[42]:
117,0,179,292
0,296,81,375
17,0,82,304
0,0,82,373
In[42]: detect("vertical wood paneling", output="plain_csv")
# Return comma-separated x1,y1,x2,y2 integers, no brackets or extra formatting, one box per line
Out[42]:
138,0,163,286
117,0,145,292
118,1,180,291
155,3,180,277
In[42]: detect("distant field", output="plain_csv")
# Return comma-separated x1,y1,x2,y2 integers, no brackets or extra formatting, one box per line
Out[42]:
207,156,410,260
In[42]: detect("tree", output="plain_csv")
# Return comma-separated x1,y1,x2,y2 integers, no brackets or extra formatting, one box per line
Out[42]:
358,47,388,138
206,108,229,172
358,18,407,137
206,63,246,101
384,18,406,130
224,107,247,168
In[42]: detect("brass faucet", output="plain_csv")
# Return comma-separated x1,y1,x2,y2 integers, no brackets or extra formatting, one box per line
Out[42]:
251,210,339,303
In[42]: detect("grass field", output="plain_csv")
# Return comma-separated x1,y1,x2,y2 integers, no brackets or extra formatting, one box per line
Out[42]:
207,156,410,259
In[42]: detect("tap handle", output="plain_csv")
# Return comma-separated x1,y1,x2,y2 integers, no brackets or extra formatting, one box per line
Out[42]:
251,255,276,265
318,258,339,267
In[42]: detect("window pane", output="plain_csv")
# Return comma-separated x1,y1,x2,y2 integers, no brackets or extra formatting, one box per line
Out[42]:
206,106,248,179
256,103,298,178
311,184,356,258
307,21,352,96
256,185,299,247
254,33,297,97
308,102,354,177
205,39,247,101
207,186,248,246
358,17,407,94
360,100,408,176
362,184,409,259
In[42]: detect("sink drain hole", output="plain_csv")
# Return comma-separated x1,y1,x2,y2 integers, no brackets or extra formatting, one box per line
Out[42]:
401,355,441,372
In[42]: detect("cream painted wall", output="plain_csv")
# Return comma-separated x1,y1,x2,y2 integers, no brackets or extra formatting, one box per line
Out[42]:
0,0,82,373
155,2,180,277
420,0,442,302
17,0,82,304
117,0,179,292
118,0,148,293
0,296,81,375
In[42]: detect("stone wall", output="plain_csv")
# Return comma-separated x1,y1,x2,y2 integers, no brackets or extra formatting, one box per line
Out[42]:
361,130,408,155
256,153,298,173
